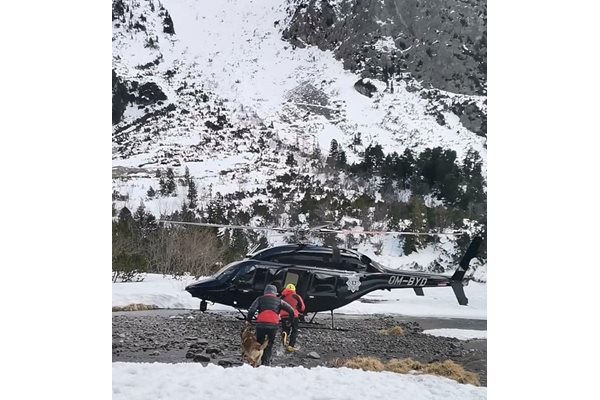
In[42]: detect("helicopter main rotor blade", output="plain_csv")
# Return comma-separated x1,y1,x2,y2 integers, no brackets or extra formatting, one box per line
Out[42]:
160,220,468,237
159,220,288,233
315,228,467,237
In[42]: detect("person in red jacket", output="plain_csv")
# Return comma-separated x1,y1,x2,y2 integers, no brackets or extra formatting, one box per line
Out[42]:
279,283,306,352
246,285,295,366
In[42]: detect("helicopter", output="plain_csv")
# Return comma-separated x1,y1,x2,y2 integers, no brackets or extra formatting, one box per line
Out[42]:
160,220,484,327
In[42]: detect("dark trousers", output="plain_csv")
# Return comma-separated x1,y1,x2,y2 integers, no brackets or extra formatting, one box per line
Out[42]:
255,324,278,366
282,318,300,347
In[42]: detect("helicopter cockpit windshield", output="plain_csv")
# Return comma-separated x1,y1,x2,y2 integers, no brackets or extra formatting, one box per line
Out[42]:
212,262,241,280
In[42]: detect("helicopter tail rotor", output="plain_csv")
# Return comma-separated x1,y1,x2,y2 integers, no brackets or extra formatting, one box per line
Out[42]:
451,236,484,282
446,236,483,306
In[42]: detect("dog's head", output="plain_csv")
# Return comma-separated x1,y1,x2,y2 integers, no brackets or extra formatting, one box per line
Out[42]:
241,325,269,367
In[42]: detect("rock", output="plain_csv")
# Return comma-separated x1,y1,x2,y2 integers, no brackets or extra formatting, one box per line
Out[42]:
135,82,167,106
197,338,209,345
193,354,211,362
218,360,233,367
205,347,221,355
185,336,198,341
282,0,486,95
185,351,195,359
149,350,160,356
353,79,377,98
307,351,320,359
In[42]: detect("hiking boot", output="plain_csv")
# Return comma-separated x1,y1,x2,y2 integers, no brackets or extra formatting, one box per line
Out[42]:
286,346,297,352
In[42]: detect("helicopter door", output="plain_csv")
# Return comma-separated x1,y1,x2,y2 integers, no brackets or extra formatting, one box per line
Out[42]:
230,265,257,307
283,271,300,289
265,268,286,292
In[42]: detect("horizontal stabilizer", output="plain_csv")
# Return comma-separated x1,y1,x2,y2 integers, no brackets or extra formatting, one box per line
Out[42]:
413,287,424,296
450,281,468,306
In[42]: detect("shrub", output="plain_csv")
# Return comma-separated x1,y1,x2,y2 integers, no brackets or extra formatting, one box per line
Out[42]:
341,357,480,386
378,326,405,336
343,357,385,372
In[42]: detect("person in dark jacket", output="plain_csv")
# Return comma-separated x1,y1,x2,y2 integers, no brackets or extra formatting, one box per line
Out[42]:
279,283,306,352
246,284,295,366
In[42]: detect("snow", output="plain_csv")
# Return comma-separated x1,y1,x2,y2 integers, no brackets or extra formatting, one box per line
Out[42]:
373,36,397,52
423,329,487,340
112,362,486,400
337,282,486,320
113,273,229,311
113,274,486,319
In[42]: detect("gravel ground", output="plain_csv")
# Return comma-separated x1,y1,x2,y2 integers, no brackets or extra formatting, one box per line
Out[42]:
113,310,487,386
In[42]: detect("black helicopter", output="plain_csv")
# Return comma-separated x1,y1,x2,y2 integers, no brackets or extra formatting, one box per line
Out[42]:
161,221,483,325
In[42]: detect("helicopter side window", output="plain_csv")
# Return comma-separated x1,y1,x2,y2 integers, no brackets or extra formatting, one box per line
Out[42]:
284,271,299,288
252,268,268,291
307,273,337,296
339,256,366,272
266,268,286,292
277,253,328,269
234,266,256,290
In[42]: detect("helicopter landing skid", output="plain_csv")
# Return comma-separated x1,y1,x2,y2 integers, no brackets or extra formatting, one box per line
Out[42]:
297,311,348,331
235,309,248,320
298,323,348,331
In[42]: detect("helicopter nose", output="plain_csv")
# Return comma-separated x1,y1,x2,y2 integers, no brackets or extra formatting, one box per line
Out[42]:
185,278,218,296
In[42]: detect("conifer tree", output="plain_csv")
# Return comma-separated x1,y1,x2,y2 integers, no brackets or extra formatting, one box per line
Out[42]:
312,141,323,162
187,179,198,209
134,202,146,225
329,139,339,156
166,167,176,195
183,166,190,186
327,139,339,167
337,150,347,167
285,152,297,167
147,186,156,198
396,148,415,188
402,197,426,255
159,176,168,196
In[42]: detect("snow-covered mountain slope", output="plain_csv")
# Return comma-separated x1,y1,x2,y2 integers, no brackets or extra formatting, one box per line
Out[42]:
113,0,485,173
112,0,487,277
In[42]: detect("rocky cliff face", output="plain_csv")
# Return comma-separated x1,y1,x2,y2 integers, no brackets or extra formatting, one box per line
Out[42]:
283,0,486,96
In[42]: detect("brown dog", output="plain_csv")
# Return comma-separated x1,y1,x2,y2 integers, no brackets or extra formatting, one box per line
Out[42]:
241,324,269,367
